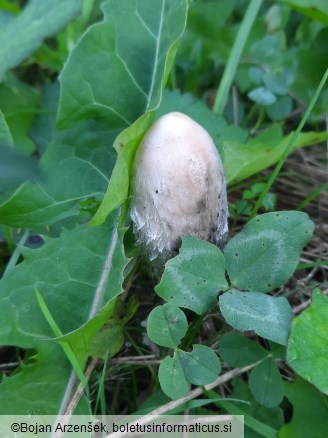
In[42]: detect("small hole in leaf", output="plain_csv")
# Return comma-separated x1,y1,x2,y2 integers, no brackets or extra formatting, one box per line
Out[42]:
235,253,239,257
276,213,280,217
256,219,260,222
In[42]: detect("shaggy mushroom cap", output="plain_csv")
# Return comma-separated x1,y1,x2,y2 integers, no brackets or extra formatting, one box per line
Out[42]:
131,112,228,271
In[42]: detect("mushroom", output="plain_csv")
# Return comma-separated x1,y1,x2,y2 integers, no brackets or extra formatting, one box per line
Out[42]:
131,112,228,277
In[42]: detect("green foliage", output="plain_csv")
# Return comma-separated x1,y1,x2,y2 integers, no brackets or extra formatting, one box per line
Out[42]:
218,332,268,367
157,345,221,399
0,0,327,428
224,211,314,292
0,213,128,413
156,237,228,315
249,358,284,407
0,0,81,80
147,303,188,348
279,377,328,438
287,289,328,394
219,291,294,346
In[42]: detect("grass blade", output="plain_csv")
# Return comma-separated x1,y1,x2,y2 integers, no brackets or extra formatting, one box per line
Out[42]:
35,287,89,392
213,0,262,116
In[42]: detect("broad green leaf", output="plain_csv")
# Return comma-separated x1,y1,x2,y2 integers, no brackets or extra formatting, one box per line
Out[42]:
224,211,314,292
0,145,41,193
224,131,328,185
249,358,284,408
30,82,59,154
230,378,284,438
0,74,40,154
279,377,328,438
266,95,293,121
156,237,228,315
287,289,328,395
248,87,276,106
178,345,221,385
0,120,117,227
0,0,81,80
219,290,294,345
158,355,190,400
0,213,129,413
281,0,328,26
218,332,268,367
88,0,188,225
147,303,188,348
0,108,13,147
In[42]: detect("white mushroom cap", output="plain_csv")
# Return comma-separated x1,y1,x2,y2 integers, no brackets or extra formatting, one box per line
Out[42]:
131,112,228,268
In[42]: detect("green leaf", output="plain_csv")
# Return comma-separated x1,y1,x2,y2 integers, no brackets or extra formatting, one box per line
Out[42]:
0,0,81,80
266,95,293,121
0,119,117,227
262,70,294,96
230,378,284,438
0,108,13,147
248,87,276,106
279,377,328,438
287,289,328,395
156,237,228,315
218,332,268,367
281,0,328,26
219,290,294,346
178,345,221,385
147,303,188,348
249,358,284,408
77,0,189,225
0,213,129,413
224,130,328,185
158,355,190,400
224,211,314,292
89,324,124,360
0,74,40,154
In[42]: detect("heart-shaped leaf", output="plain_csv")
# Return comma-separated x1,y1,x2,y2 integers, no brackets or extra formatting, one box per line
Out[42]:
147,303,188,348
156,237,228,314
224,211,314,292
219,290,294,345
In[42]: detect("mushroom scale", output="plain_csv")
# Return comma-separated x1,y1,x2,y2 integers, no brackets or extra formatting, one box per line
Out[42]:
130,112,228,275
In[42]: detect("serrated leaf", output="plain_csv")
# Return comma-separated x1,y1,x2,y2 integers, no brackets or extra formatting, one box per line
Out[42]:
0,0,81,80
219,290,294,345
279,377,328,438
89,0,188,225
0,213,129,413
287,289,328,395
158,355,190,400
224,211,314,292
218,332,268,367
147,303,188,348
178,345,221,385
249,358,284,408
156,237,228,315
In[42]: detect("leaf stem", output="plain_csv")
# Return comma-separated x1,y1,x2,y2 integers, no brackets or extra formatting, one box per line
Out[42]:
213,0,262,116
249,67,328,220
